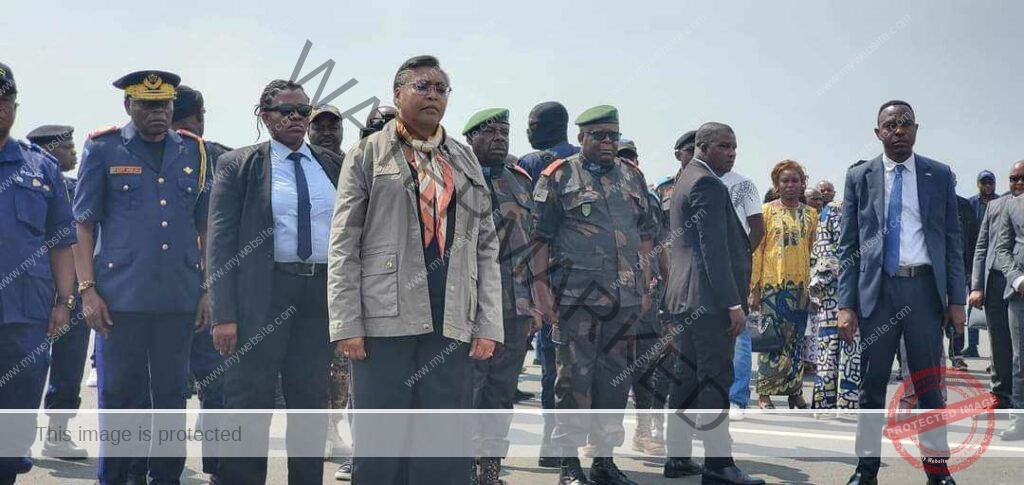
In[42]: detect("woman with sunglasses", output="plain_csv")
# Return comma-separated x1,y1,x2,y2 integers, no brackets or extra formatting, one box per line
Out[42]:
206,79,344,484
328,55,503,485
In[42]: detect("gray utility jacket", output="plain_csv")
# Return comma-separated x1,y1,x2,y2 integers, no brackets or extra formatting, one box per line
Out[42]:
327,120,504,344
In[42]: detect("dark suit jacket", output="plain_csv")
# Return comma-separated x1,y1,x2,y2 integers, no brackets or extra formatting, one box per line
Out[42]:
665,159,751,315
993,195,1024,299
837,154,966,318
206,141,342,327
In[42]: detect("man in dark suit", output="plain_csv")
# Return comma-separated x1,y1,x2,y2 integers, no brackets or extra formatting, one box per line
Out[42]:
838,100,965,485
992,162,1024,441
970,162,1024,419
206,79,342,485
663,122,764,485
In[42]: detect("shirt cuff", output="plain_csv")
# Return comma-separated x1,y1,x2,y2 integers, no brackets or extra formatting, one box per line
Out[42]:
728,305,741,311
1014,276,1024,292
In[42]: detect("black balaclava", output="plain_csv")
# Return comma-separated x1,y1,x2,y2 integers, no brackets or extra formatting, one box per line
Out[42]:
528,101,569,150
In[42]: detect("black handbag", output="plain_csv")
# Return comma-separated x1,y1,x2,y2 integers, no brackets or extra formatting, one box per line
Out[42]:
747,311,783,353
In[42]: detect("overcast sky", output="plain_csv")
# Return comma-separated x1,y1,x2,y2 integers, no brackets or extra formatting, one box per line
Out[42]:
5,1,1022,197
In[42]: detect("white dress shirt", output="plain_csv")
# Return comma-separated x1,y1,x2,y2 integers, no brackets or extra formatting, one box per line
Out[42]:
883,153,931,267
269,139,337,263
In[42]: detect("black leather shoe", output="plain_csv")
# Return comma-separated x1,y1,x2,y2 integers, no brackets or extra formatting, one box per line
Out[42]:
701,465,765,485
927,477,957,485
704,466,770,484
515,389,535,403
844,471,878,485
664,457,702,478
539,456,561,468
559,458,595,485
1001,424,1024,441
589,457,637,485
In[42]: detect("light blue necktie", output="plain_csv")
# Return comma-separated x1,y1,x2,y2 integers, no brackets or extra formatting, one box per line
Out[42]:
883,164,905,276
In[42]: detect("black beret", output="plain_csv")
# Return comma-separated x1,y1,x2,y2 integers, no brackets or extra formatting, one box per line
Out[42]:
674,130,696,150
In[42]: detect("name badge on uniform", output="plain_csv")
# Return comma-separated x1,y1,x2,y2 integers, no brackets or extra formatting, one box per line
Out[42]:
110,166,143,175
534,188,549,202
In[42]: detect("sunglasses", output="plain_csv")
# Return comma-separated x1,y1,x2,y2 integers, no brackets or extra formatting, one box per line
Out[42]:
586,130,621,142
266,103,313,117
1010,176,1024,183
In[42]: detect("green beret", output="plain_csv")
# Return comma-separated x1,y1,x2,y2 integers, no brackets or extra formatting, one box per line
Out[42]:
462,108,509,135
575,105,618,126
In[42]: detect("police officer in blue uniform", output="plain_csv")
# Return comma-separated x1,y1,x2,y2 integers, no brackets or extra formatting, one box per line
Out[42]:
73,70,211,485
0,62,78,485
170,84,230,485
25,124,91,461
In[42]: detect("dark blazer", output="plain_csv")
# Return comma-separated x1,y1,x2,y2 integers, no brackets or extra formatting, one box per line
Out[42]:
206,141,342,327
837,155,966,318
665,159,751,315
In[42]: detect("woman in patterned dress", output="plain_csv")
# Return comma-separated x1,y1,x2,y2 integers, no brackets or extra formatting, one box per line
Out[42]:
809,199,862,411
749,160,818,409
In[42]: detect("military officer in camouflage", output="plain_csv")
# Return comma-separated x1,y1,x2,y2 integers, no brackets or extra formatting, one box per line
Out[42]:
463,108,539,485
531,105,657,485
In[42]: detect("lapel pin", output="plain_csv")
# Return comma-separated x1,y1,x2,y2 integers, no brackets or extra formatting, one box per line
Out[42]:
183,166,194,175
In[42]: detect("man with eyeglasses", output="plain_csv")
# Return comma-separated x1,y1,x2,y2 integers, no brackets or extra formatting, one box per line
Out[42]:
531,105,656,485
972,162,1024,438
73,70,211,485
0,62,78,485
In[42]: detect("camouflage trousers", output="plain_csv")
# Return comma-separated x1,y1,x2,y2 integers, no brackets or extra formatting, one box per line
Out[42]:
551,304,638,456
631,310,669,410
328,352,350,429
472,316,531,457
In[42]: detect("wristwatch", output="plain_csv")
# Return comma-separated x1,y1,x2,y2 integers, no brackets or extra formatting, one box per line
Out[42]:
78,280,97,293
54,294,76,311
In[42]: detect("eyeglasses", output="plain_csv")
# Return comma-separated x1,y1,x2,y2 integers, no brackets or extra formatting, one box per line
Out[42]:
1010,176,1024,183
406,80,451,96
586,131,621,142
266,103,313,117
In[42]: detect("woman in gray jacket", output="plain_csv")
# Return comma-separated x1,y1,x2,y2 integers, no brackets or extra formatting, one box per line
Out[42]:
327,55,503,485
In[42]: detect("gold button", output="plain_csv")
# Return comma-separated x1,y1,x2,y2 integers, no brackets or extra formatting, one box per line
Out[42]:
107,262,114,269
161,221,168,228
122,185,130,191
161,243,169,251
157,177,165,184
160,199,167,206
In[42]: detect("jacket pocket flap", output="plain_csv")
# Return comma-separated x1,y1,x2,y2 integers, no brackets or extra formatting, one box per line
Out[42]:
362,252,398,276
98,249,135,270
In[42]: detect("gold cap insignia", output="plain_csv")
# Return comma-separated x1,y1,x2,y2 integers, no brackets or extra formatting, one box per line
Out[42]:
143,74,163,90
32,178,41,187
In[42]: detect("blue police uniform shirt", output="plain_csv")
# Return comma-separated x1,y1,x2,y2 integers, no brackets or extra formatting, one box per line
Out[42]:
517,141,580,188
73,122,209,313
0,139,76,326
268,139,336,263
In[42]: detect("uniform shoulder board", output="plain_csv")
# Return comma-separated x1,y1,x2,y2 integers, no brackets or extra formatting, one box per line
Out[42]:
539,158,568,178
620,157,641,171
88,125,120,139
175,128,202,142
509,164,533,182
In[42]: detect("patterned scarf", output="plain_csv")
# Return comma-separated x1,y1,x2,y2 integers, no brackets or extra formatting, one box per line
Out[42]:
395,120,455,253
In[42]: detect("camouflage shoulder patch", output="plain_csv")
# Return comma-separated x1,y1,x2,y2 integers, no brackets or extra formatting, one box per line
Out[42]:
88,125,120,139
540,158,568,178
509,164,533,182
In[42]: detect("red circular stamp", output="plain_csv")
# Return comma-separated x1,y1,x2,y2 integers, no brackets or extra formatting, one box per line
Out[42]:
883,366,996,474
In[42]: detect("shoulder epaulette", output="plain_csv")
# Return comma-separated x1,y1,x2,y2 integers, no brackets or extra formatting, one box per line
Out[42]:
509,164,533,182
175,128,202,141
540,158,567,178
88,125,119,139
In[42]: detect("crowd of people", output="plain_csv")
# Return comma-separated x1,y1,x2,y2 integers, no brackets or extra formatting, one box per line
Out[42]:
0,54,1020,485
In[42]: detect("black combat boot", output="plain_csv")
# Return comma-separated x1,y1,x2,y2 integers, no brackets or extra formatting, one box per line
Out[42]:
589,457,638,485
559,457,595,485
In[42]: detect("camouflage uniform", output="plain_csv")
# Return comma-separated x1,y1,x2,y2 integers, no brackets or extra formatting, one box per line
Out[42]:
629,189,670,452
472,162,536,458
328,353,350,422
532,154,657,456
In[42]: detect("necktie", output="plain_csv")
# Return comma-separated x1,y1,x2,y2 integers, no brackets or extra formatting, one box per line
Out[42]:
883,164,905,276
288,152,312,261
